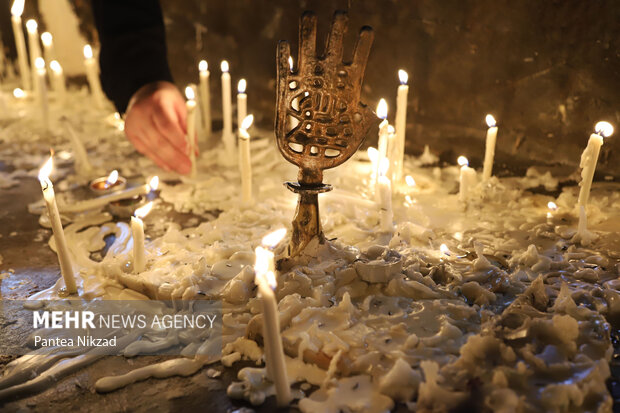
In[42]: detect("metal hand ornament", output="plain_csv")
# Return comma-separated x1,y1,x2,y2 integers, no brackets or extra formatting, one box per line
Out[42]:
275,11,377,256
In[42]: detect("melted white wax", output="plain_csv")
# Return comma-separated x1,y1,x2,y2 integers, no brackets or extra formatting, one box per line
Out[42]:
0,87,619,412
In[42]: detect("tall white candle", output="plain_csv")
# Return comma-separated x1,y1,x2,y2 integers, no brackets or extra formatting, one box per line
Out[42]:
185,86,197,178
239,115,254,203
50,60,67,101
237,79,247,131
59,176,158,213
198,60,212,139
376,99,389,189
131,202,153,273
577,121,613,208
394,69,409,182
62,118,92,175
482,114,498,181
26,20,43,95
458,156,477,202
377,160,393,232
221,60,234,158
11,0,31,90
38,155,77,294
254,229,291,407
83,45,105,109
40,32,56,63
34,57,49,130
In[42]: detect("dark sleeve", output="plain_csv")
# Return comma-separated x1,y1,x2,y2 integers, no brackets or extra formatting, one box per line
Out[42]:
91,0,173,113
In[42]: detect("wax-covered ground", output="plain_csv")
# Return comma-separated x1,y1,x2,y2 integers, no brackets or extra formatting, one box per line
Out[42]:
0,86,620,412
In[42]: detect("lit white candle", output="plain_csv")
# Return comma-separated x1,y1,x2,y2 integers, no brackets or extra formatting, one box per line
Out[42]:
239,115,254,203
198,60,212,139
376,99,389,189
185,86,197,178
59,176,158,213
458,156,477,202
40,32,56,63
394,69,409,181
221,60,235,158
237,79,247,131
254,229,291,407
11,0,30,90
131,202,153,273
34,57,49,130
482,114,498,181
50,60,66,101
377,159,393,232
38,154,77,294
26,19,42,94
577,121,613,208
83,45,105,109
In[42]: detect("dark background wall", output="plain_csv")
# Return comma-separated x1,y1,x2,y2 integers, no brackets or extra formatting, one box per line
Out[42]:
2,0,619,177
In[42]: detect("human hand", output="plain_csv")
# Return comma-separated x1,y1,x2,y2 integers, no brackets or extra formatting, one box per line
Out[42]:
124,81,195,174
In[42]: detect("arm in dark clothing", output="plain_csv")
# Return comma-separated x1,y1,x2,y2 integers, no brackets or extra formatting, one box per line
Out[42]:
91,0,173,113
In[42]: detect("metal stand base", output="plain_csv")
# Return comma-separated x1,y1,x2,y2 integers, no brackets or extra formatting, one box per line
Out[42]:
285,182,332,257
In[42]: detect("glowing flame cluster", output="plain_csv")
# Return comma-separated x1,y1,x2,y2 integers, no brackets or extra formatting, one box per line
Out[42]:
134,202,153,219
377,99,388,119
595,121,613,138
241,114,254,131
238,79,247,94
184,86,195,101
83,45,93,59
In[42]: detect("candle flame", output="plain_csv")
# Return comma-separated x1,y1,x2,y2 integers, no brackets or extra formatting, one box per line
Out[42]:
11,0,24,17
485,114,496,128
379,158,389,177
457,156,469,167
440,243,451,256
34,57,45,70
41,32,52,46
13,88,25,98
199,60,208,72
220,60,229,72
398,69,408,85
237,78,246,94
38,151,54,181
377,99,388,119
184,86,195,101
288,56,294,71
83,45,93,59
262,228,287,248
387,125,395,134
594,121,613,138
148,176,160,191
50,60,62,73
134,202,153,219
241,114,254,131
405,175,416,187
547,201,558,211
106,170,119,185
26,19,37,33
367,147,378,163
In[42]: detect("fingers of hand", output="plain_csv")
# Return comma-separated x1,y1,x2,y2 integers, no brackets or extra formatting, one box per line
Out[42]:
151,104,189,155
325,11,348,64
298,11,317,70
127,129,172,172
352,26,374,76
143,126,191,175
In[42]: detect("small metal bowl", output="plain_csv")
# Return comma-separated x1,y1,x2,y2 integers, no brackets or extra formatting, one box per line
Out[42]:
90,176,127,195
107,195,146,219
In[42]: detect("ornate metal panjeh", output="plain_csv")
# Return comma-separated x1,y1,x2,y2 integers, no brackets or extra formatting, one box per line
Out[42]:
276,11,378,256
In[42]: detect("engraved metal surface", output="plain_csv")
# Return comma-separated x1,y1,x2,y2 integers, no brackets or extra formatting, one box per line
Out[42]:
275,11,377,256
